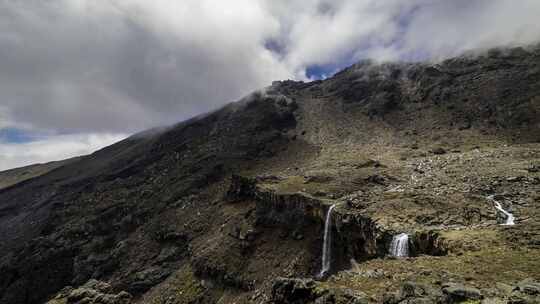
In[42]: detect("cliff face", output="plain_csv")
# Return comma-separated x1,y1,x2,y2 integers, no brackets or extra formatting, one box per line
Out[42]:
1,45,540,304
228,174,448,272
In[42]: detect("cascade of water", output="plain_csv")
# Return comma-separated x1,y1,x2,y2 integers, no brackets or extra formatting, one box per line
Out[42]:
487,195,515,226
389,233,409,257
319,204,336,277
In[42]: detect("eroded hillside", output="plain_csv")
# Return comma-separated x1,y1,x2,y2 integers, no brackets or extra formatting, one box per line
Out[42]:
1,45,540,304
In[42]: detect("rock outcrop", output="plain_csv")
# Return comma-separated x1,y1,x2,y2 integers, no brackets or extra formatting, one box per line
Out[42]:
270,277,368,304
227,175,388,270
46,280,132,304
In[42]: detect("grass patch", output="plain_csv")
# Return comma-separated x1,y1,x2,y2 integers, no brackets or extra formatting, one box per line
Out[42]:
148,265,204,304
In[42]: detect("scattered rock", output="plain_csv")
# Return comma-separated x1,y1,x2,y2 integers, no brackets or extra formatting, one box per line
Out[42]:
430,147,447,155
291,230,304,240
245,229,258,242
442,282,483,303
314,190,328,197
256,174,284,182
527,165,539,173
354,159,383,168
304,175,333,183
128,267,172,293
366,174,386,185
383,282,443,304
516,278,540,295
46,280,132,304
507,176,522,182
270,277,368,304
400,281,428,298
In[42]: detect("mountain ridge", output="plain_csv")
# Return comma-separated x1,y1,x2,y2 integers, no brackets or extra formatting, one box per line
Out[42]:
1,44,540,304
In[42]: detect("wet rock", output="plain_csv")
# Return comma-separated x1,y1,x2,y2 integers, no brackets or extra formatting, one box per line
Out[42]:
271,278,320,303
245,229,258,242
411,231,448,256
291,230,304,240
227,174,257,201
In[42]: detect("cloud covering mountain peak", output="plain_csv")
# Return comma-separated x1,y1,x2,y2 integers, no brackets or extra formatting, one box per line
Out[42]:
1,0,539,169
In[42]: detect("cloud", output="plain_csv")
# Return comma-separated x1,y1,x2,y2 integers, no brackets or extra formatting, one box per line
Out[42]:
1,0,539,170
2,0,540,134
0,133,127,171
0,0,293,134
388,0,540,61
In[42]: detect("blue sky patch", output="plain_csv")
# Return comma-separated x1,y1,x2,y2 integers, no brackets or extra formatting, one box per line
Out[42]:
0,128,39,143
306,56,358,80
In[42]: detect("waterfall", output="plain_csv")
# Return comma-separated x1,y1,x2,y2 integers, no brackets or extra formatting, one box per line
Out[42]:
319,204,336,277
487,195,515,226
389,233,409,257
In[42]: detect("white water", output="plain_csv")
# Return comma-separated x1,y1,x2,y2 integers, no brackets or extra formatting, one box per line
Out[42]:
487,195,515,226
319,204,336,277
389,233,409,257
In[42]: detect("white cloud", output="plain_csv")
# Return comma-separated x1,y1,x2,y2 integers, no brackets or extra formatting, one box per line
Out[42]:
1,0,539,170
394,0,540,61
2,0,540,134
0,133,127,171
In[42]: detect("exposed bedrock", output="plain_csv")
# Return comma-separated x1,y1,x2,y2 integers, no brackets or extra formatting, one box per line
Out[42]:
410,230,448,256
270,277,368,304
227,175,447,276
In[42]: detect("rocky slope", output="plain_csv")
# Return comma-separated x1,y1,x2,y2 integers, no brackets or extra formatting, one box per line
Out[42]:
1,45,540,304
0,158,80,191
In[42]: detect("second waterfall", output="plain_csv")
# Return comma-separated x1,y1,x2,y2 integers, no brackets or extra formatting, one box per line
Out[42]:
319,204,337,277
389,233,409,257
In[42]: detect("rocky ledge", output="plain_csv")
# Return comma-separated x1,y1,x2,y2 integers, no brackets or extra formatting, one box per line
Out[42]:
227,175,448,275
46,279,132,304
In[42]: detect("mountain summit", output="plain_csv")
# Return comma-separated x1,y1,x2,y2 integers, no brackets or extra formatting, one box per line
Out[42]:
1,45,540,304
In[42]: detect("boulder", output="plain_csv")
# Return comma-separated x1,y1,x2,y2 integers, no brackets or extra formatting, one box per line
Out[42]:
270,277,368,304
430,148,447,155
46,280,132,304
442,283,483,303
383,282,443,304
400,281,428,298
515,278,540,296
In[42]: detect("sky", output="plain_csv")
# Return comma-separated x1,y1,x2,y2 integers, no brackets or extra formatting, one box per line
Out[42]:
1,0,540,170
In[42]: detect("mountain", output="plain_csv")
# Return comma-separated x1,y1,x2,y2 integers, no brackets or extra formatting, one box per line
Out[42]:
1,45,540,304
0,158,82,191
